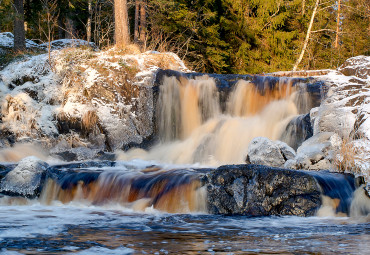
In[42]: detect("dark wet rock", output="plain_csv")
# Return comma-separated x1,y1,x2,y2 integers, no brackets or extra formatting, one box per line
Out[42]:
50,161,116,171
338,55,370,79
0,163,16,181
246,137,295,168
0,129,16,148
205,164,322,216
96,151,116,161
51,147,117,162
0,156,49,198
154,69,253,90
280,113,313,150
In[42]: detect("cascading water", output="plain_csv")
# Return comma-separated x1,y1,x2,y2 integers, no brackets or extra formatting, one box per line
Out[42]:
120,75,308,165
1,70,370,254
39,166,207,213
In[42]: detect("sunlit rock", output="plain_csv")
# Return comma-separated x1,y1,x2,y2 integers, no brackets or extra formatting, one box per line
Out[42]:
285,132,341,170
338,55,370,80
246,137,295,168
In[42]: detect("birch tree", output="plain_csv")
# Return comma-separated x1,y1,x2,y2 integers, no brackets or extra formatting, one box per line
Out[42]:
293,0,320,71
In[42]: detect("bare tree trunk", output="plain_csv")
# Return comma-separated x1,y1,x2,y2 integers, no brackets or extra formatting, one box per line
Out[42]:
87,0,92,42
139,0,146,43
334,0,341,48
302,0,305,16
65,1,75,39
293,0,320,71
134,0,139,42
14,0,25,50
114,0,129,47
65,17,75,39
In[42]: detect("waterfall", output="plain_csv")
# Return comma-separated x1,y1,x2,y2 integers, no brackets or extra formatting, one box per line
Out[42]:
38,167,207,213
157,76,220,142
120,75,309,166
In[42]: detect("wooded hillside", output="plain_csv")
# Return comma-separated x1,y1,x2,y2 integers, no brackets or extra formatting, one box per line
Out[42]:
0,0,369,73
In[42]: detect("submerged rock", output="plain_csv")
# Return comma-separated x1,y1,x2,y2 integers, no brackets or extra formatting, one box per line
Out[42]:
206,164,321,216
246,137,295,168
0,156,49,198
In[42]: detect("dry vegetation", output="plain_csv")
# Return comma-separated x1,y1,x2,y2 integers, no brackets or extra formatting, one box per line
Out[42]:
333,138,363,173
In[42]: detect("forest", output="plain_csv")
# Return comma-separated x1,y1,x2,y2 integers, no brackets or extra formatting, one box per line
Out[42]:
0,0,369,74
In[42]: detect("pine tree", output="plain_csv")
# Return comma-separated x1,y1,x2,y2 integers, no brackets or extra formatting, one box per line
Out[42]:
14,0,25,50
115,0,129,47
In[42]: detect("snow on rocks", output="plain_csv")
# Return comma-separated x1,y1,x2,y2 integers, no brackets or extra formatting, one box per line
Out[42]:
0,32,97,53
0,53,60,141
308,59,370,177
0,156,49,197
284,132,341,170
338,55,370,80
40,39,97,50
0,32,40,50
246,137,296,168
0,45,190,156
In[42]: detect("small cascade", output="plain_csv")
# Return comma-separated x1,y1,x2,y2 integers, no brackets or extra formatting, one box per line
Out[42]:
124,74,315,165
39,166,207,213
227,78,295,117
156,76,220,142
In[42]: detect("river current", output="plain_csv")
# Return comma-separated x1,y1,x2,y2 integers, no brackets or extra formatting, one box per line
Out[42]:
1,198,370,254
1,76,369,254
0,159,369,254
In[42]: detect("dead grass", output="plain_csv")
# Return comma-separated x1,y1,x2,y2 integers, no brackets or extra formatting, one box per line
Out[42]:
333,138,364,174
59,47,96,64
107,44,142,56
82,110,98,131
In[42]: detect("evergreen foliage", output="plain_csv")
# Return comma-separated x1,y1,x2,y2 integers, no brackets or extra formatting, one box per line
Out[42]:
1,0,368,73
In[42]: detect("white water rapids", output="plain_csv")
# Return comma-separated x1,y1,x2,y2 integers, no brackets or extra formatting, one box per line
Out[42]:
118,75,307,166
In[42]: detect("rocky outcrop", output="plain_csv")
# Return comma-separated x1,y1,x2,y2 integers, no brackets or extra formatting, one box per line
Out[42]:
0,32,96,52
205,164,322,216
0,48,189,154
0,156,48,198
246,137,295,168
338,55,370,80
280,113,313,150
284,132,341,170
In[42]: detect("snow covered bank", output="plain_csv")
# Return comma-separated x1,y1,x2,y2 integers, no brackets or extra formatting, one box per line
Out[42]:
0,46,189,157
0,32,96,51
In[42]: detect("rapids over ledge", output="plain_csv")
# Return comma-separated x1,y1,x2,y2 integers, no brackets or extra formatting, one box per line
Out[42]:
1,55,370,254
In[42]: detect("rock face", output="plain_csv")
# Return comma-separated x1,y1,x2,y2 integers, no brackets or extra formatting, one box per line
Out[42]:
0,47,189,154
206,164,322,216
280,113,313,150
338,55,370,79
284,132,341,170
246,137,295,168
0,156,49,197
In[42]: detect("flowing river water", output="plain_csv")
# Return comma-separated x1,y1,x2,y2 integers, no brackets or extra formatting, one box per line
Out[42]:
1,75,369,254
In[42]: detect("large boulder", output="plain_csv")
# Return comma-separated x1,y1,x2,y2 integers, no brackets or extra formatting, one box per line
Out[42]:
285,132,342,170
0,156,49,198
246,137,295,168
338,55,370,80
205,164,322,216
